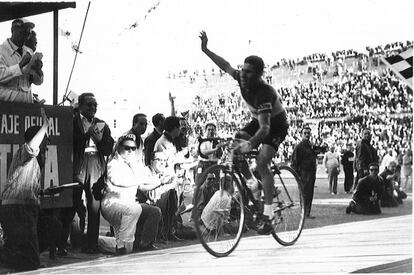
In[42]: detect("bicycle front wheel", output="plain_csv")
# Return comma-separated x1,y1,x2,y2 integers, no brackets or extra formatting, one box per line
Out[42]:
271,164,305,246
193,164,245,257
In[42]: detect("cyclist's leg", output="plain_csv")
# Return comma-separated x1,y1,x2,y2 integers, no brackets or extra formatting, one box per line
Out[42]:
235,121,256,179
256,144,277,210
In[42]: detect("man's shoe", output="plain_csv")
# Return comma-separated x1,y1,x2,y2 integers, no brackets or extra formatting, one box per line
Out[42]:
56,247,68,256
306,214,316,219
345,205,351,214
115,246,127,256
82,247,100,254
138,243,159,252
168,233,184,241
256,217,274,235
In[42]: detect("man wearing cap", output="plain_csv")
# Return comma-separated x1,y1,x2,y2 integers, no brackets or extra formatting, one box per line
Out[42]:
0,18,43,103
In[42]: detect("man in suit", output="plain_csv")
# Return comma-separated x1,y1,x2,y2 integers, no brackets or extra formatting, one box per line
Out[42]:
291,126,317,219
70,92,114,253
144,113,165,166
353,129,379,190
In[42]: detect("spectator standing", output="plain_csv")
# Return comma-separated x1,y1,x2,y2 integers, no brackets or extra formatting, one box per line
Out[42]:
291,126,317,219
144,113,165,166
354,129,379,190
195,123,226,187
341,144,355,193
346,163,383,215
0,108,48,270
324,146,340,195
0,18,42,103
401,149,412,192
72,93,114,253
125,113,148,164
23,30,43,99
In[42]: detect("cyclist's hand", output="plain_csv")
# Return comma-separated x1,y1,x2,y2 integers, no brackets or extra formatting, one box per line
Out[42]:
216,141,229,149
199,30,208,52
235,140,252,153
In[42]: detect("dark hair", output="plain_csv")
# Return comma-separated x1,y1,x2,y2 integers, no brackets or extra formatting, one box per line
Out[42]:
205,123,216,130
24,126,41,142
78,93,95,106
368,162,379,169
164,116,180,132
132,113,147,126
152,113,165,127
301,126,312,133
244,55,264,75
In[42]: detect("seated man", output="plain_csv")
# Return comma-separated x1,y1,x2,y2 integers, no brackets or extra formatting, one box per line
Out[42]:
346,163,384,215
379,161,405,206
194,173,219,218
201,175,234,231
148,151,180,241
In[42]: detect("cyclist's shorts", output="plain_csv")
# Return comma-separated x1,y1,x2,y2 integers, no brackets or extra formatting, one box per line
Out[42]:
240,112,289,151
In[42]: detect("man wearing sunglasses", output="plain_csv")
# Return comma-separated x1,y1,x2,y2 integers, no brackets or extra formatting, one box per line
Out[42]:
65,92,114,254
346,163,383,215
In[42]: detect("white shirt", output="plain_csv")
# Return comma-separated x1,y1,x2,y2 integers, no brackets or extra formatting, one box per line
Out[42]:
0,39,33,103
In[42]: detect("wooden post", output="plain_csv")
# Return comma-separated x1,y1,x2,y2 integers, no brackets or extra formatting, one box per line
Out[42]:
53,10,58,105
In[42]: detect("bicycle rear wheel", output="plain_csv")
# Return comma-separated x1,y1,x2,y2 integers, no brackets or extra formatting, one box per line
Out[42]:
193,164,245,257
271,164,305,246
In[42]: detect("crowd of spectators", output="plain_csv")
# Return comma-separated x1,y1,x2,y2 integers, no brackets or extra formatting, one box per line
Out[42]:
183,43,412,166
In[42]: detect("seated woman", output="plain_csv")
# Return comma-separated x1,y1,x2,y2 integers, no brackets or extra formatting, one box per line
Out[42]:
101,134,162,255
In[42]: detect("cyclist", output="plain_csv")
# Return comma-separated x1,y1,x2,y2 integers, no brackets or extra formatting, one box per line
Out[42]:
199,31,289,234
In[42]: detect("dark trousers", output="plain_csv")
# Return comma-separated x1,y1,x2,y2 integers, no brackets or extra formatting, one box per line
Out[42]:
299,170,316,216
134,204,162,247
343,167,354,192
84,177,101,250
155,189,178,239
38,209,62,256
58,186,86,249
0,204,40,271
353,169,368,190
328,167,339,194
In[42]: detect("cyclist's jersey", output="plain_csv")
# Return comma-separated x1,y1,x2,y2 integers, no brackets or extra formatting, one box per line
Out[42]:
232,70,286,121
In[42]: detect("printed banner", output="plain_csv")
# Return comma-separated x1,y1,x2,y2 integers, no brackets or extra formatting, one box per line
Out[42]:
0,102,73,208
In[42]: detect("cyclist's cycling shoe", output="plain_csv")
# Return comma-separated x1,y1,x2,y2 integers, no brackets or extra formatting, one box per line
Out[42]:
256,217,274,235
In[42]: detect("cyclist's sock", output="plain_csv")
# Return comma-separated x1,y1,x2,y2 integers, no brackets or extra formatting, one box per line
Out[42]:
263,204,273,219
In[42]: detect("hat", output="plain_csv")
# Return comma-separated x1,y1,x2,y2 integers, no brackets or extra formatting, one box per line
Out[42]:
12,18,35,29
118,133,136,145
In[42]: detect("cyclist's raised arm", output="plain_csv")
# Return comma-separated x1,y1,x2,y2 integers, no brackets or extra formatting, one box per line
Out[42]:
199,30,236,78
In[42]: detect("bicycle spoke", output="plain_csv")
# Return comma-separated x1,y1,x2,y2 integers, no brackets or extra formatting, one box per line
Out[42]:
194,164,245,257
271,165,305,246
